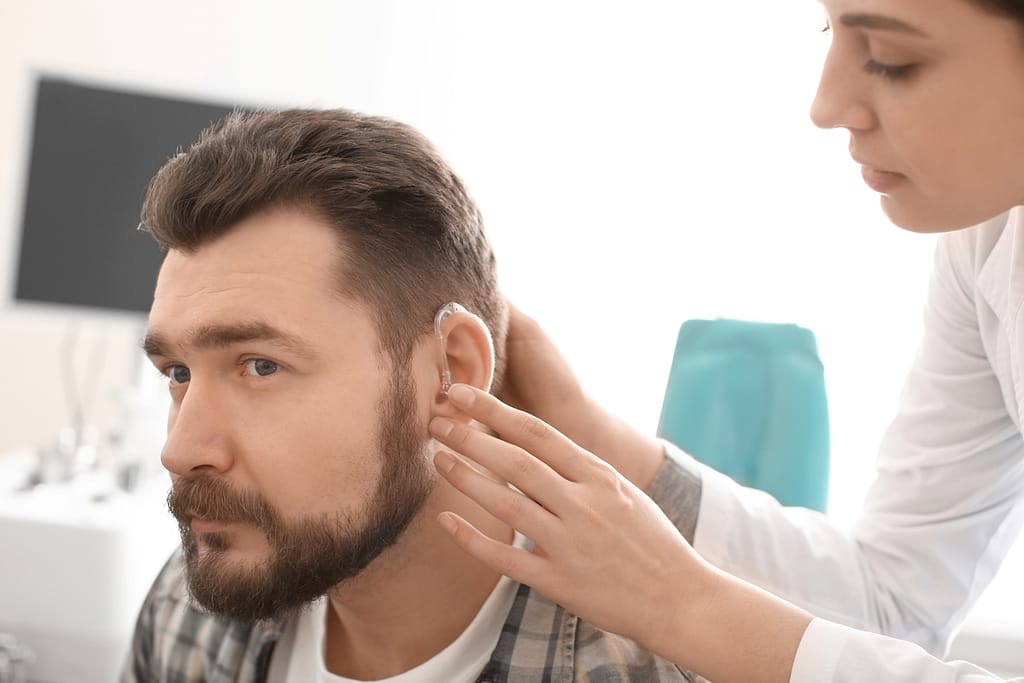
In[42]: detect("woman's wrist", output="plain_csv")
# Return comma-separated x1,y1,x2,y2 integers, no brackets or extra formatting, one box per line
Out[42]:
639,561,813,683
589,408,666,489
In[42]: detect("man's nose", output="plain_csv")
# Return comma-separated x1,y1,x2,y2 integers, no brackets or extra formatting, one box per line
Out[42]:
160,379,234,477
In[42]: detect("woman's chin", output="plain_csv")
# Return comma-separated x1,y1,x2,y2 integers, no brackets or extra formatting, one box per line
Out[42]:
880,195,980,234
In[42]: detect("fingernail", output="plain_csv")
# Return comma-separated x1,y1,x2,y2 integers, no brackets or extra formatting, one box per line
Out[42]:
438,512,458,535
430,417,454,437
434,450,457,473
448,384,474,406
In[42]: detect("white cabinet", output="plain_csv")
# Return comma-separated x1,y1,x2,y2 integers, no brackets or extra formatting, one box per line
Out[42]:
0,453,178,683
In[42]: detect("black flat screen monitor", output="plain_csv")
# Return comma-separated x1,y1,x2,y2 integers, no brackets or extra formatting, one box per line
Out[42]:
13,76,238,315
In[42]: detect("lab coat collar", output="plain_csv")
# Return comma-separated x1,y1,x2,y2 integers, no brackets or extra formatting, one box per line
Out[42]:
976,206,1024,428
975,207,1022,320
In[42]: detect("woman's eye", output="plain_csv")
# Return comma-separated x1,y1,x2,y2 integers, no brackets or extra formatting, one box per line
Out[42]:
244,359,280,377
864,58,916,81
167,365,191,385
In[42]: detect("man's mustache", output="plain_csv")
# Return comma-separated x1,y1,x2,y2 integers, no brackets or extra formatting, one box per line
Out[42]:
167,474,279,532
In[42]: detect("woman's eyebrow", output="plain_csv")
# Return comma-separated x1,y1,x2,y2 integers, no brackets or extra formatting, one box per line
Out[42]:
839,13,930,37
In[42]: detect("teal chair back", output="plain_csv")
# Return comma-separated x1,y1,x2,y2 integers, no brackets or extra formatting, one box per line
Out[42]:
657,318,830,511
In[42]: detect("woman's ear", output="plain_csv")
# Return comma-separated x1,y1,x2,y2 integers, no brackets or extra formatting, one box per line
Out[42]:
432,310,494,420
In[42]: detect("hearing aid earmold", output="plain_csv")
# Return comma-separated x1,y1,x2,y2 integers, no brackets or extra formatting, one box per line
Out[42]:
434,302,467,394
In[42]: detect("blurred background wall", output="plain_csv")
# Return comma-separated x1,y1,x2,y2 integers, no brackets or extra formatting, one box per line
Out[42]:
7,0,1016,661
16,0,1024,651
0,0,932,518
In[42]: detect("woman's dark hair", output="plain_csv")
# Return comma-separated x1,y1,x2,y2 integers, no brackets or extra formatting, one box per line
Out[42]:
975,0,1024,22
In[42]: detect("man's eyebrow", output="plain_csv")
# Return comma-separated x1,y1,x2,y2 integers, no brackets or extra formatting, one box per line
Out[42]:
142,332,172,358
142,321,320,359
839,13,930,37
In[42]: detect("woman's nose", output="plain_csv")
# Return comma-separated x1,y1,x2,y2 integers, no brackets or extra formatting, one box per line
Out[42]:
810,43,877,133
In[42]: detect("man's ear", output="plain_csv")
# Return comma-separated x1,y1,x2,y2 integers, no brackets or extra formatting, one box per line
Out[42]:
432,310,494,421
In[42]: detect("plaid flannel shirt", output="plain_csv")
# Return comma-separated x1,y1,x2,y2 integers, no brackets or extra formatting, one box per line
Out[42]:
121,446,705,683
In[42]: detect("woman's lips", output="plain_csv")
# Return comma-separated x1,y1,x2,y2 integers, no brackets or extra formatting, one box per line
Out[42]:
860,164,906,193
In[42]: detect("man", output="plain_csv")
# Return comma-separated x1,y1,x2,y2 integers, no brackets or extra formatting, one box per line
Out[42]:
121,108,698,682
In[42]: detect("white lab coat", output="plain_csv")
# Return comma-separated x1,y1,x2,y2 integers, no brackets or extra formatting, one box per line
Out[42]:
686,205,1024,682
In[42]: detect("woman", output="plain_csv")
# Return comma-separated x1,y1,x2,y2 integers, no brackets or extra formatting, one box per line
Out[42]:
428,0,1024,681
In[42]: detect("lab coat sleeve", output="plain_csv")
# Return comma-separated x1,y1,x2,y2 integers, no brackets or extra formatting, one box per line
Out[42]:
790,618,1021,683
683,221,1024,655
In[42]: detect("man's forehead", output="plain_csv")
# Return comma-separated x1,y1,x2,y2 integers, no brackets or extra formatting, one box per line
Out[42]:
155,205,345,282
151,219,352,317
144,207,395,360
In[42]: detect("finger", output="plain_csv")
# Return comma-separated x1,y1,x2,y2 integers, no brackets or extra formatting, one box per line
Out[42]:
433,450,561,547
443,384,598,482
430,418,571,514
436,511,547,586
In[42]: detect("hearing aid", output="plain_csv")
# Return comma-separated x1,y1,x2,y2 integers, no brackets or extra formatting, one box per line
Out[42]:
434,302,467,394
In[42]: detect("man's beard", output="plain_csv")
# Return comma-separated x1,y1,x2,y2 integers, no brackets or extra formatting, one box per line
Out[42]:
166,368,433,622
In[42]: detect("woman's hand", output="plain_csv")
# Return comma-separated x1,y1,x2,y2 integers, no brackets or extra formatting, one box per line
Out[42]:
429,383,812,683
429,382,704,652
496,304,665,488
494,303,597,447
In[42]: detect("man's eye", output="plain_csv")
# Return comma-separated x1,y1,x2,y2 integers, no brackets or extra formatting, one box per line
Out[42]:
167,365,191,385
244,359,280,377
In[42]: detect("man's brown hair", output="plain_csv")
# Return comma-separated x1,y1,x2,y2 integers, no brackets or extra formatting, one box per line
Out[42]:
140,108,507,385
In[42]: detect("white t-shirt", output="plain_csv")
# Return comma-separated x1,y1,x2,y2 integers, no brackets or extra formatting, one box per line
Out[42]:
268,533,528,683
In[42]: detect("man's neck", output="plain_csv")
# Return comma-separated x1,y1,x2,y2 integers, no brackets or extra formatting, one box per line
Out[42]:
321,478,512,680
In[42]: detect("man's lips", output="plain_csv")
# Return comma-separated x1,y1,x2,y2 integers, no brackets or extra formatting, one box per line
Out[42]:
190,517,231,534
